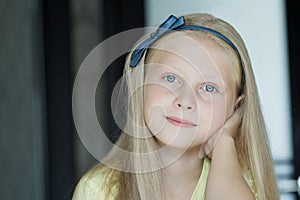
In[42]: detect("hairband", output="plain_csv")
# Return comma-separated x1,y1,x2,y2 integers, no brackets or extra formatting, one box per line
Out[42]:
130,15,245,95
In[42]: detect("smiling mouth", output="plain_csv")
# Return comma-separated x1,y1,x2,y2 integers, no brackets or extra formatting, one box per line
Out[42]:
165,116,197,128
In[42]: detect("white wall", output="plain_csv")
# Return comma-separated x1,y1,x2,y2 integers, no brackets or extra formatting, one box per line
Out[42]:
145,0,293,199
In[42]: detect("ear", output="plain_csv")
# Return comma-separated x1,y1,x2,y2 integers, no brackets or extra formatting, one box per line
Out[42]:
234,94,245,111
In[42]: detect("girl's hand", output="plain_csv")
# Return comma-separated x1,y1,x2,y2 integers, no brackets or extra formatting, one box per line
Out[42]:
199,104,244,159
203,102,255,200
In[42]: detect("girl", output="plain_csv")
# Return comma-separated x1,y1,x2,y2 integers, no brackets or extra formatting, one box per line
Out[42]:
72,13,279,200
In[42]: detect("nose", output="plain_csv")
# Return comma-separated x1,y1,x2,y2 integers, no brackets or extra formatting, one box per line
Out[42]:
173,89,197,111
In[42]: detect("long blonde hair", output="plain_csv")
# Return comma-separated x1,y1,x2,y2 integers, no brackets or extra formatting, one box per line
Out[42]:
84,13,279,200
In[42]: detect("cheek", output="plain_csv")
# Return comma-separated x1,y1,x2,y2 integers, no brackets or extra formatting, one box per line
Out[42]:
144,85,168,111
211,101,227,126
144,83,175,107
144,85,171,133
199,97,228,136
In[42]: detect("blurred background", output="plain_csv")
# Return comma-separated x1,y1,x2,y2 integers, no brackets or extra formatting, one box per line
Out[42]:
0,0,299,199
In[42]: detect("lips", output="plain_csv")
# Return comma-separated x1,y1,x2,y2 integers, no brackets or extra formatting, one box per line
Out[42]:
166,116,197,128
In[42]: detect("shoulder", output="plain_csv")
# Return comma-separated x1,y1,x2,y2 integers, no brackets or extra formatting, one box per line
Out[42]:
72,165,119,200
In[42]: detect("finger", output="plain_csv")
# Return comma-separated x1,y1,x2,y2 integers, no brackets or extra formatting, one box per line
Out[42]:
223,104,244,138
198,128,222,159
198,103,244,159
226,101,244,128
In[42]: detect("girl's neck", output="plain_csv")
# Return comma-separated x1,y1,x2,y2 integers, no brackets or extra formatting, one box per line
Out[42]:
159,145,204,199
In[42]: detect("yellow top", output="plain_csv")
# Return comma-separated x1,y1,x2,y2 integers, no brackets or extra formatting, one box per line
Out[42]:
72,157,257,199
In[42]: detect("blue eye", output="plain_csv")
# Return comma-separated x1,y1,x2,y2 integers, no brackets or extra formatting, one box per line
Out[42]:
165,75,176,83
202,84,216,92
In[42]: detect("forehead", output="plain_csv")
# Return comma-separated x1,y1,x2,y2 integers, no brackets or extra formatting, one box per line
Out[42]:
147,35,236,88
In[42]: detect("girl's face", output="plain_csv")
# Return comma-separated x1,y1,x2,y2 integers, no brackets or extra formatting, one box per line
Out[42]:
144,36,239,150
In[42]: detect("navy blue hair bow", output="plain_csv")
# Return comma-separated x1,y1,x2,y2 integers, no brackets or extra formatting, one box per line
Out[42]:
129,14,246,95
130,15,184,67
